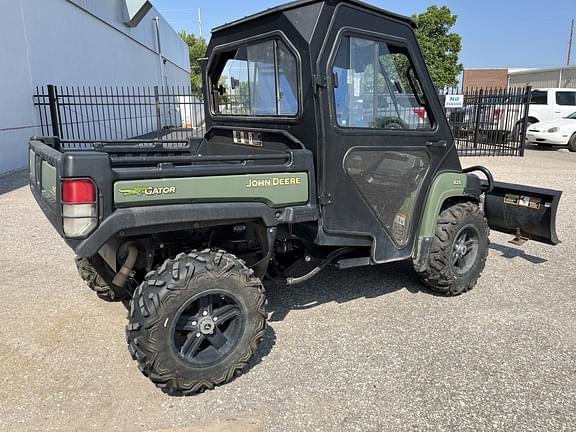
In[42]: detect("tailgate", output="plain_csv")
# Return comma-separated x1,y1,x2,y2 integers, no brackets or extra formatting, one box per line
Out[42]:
484,181,562,245
29,139,63,232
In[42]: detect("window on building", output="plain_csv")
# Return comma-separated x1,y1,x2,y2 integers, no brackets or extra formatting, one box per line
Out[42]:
530,90,548,105
212,39,298,116
556,91,576,106
332,36,433,130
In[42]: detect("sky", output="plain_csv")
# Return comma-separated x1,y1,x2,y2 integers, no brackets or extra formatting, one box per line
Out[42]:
152,0,575,69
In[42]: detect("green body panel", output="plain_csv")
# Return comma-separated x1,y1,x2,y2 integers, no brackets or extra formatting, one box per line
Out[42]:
41,161,57,200
114,172,309,208
418,172,468,238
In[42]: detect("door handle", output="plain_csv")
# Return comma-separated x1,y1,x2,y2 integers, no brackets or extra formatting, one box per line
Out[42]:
426,140,448,148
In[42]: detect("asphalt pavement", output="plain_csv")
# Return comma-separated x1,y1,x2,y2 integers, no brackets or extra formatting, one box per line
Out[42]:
0,148,574,432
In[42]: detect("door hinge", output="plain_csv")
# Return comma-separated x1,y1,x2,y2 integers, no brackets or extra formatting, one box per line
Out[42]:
319,193,332,206
314,75,327,95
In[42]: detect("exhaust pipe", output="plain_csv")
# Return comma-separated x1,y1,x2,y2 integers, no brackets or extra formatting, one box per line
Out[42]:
112,243,138,287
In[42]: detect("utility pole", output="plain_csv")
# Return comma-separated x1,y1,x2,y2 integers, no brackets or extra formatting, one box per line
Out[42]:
568,19,574,66
198,8,203,40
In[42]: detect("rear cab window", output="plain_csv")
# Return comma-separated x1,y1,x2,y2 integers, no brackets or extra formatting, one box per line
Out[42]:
210,38,299,117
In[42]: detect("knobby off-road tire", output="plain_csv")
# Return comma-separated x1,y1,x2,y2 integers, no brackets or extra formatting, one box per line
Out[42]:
75,256,130,302
126,249,266,395
416,202,489,296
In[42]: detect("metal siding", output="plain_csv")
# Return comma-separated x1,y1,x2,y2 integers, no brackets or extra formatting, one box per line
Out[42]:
66,0,189,72
509,66,576,89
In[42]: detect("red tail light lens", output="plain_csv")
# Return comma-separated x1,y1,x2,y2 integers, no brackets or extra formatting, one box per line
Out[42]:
413,108,426,120
61,178,98,237
494,108,502,120
62,179,96,204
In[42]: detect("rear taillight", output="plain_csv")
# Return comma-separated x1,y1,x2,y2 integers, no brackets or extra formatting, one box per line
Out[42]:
493,108,503,120
61,178,97,237
413,108,426,120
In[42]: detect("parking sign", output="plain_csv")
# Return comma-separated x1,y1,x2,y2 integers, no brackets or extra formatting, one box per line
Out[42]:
445,94,464,108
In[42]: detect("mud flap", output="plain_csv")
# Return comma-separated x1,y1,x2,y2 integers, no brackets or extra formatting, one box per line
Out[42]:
484,181,562,245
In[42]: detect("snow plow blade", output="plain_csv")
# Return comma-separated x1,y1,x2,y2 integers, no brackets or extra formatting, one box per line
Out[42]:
484,181,562,245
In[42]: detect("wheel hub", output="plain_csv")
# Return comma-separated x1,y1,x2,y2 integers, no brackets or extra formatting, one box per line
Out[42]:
454,239,468,257
173,291,245,367
451,225,480,276
198,316,215,335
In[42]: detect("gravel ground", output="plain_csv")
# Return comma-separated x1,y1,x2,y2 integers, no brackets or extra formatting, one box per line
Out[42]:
0,148,575,432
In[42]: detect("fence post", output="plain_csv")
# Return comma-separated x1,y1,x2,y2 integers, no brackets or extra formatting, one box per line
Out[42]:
472,88,484,149
154,85,162,131
47,85,60,138
519,86,532,157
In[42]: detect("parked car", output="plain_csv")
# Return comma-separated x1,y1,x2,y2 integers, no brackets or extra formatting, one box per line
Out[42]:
526,111,576,151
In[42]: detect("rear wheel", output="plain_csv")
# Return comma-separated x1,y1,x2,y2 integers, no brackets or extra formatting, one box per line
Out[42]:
126,249,266,395
75,256,131,302
416,202,489,296
568,133,576,152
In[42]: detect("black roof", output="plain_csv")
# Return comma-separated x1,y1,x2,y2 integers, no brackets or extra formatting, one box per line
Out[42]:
211,0,416,33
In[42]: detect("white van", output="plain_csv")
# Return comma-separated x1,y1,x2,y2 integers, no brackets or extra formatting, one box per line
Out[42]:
526,88,576,125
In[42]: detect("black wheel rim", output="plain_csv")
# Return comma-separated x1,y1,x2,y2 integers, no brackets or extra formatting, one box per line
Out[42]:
172,291,244,367
451,225,480,276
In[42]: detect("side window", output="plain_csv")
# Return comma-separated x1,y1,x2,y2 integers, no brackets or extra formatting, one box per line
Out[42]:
556,91,576,106
332,36,433,130
530,90,548,105
212,39,299,116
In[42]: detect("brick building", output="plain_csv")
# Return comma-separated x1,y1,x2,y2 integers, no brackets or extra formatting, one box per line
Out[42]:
462,69,509,90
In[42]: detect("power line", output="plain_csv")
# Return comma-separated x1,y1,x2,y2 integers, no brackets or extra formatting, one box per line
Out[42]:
157,8,198,12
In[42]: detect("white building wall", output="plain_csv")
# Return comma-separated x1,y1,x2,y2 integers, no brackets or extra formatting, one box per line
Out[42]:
509,66,576,89
0,0,191,174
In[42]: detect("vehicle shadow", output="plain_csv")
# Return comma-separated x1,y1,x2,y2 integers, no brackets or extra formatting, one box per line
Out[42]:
244,325,277,373
489,242,547,264
526,144,562,152
0,169,28,196
265,261,423,323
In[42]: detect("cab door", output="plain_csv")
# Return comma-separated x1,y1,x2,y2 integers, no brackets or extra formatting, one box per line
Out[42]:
316,11,459,263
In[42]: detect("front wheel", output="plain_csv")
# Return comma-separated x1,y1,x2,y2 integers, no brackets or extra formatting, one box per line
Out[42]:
511,119,535,143
568,133,576,152
126,249,266,395
415,202,489,296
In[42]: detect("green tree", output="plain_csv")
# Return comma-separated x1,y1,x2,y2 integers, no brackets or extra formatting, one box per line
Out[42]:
412,6,463,88
179,31,207,97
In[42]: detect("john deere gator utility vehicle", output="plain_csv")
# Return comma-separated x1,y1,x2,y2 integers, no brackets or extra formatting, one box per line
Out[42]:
29,0,562,395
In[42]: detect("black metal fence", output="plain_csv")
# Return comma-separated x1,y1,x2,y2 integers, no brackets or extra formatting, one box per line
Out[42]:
440,86,532,156
33,84,531,157
33,85,205,141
